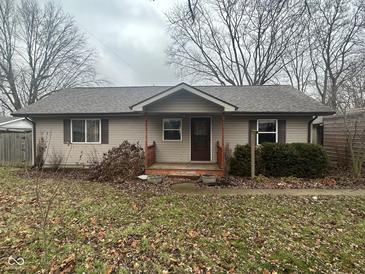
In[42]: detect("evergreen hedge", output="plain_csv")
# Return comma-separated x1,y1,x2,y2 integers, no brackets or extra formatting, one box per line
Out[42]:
229,144,251,177
229,143,328,178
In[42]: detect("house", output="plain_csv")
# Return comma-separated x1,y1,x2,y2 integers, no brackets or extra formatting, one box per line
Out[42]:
12,83,334,176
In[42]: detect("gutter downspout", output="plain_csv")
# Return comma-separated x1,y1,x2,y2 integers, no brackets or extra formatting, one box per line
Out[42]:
308,115,318,144
24,117,35,167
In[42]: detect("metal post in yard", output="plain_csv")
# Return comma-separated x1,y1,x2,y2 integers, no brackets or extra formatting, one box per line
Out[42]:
221,114,225,172
250,130,257,179
144,113,148,168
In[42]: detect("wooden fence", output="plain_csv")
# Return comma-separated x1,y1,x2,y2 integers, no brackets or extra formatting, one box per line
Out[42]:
323,112,365,169
0,131,32,166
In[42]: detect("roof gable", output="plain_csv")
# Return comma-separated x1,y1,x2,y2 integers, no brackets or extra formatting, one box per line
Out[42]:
145,89,224,113
0,117,32,130
0,117,24,126
130,83,237,112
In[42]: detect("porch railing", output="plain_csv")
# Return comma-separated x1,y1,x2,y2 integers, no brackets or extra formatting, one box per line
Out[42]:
217,141,223,169
146,141,156,167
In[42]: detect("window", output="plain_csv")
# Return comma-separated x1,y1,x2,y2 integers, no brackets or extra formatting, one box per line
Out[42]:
257,119,277,144
163,118,182,141
71,119,100,143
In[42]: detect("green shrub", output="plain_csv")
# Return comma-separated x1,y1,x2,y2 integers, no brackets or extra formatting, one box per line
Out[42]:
229,144,261,176
229,145,251,176
289,143,328,178
259,143,298,177
229,143,328,178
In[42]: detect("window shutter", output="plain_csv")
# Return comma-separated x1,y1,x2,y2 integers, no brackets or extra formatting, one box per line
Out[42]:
278,120,286,144
101,119,109,144
248,120,257,145
64,119,71,144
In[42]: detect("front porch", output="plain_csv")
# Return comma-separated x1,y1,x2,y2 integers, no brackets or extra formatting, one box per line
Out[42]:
145,162,224,177
134,83,231,177
143,115,226,177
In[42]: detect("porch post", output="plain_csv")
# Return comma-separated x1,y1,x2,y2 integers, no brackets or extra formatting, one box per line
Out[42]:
221,113,225,170
144,113,148,168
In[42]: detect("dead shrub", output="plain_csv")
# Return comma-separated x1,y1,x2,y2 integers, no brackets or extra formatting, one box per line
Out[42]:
49,149,63,170
35,137,47,169
86,148,100,166
89,141,144,182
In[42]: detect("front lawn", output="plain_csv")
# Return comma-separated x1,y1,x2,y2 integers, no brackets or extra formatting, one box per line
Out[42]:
0,168,364,273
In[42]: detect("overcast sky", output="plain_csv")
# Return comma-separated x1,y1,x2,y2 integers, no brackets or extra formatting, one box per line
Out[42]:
46,0,183,86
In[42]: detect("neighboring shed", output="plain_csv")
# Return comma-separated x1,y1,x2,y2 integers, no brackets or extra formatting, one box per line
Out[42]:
323,109,365,169
312,116,324,145
0,117,33,132
0,117,33,166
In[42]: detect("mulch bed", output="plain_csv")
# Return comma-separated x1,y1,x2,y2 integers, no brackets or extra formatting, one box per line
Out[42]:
15,168,195,194
111,177,198,194
16,168,365,191
16,168,90,181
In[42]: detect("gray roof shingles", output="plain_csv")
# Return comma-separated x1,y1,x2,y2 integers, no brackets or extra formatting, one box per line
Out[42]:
12,84,334,116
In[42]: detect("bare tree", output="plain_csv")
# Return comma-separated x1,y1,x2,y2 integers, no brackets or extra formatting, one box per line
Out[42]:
0,0,98,111
24,132,75,267
280,10,312,93
338,55,365,109
167,0,307,85
187,0,199,22
339,109,365,178
308,0,365,109
0,98,6,115
153,0,200,21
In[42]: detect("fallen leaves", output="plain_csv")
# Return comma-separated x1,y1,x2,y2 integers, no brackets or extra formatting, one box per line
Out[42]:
187,229,199,238
0,167,364,273
218,174,365,189
262,270,278,274
49,253,75,274
105,265,113,274
130,239,139,248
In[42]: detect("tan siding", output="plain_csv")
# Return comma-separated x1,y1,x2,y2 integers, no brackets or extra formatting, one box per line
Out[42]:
147,116,190,162
34,115,311,166
286,118,310,143
35,117,145,166
224,116,248,154
224,117,310,153
145,90,224,113
148,115,220,162
212,116,221,162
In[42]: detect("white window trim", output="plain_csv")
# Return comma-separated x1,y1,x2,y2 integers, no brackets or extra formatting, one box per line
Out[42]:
162,118,183,141
257,119,278,145
71,119,102,144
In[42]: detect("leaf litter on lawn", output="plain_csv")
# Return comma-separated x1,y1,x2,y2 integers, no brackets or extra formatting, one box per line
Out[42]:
0,168,364,273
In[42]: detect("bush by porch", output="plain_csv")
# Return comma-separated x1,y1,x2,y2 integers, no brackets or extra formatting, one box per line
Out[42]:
230,143,328,178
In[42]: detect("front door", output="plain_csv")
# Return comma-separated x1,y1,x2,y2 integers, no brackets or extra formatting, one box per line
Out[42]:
191,117,211,161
